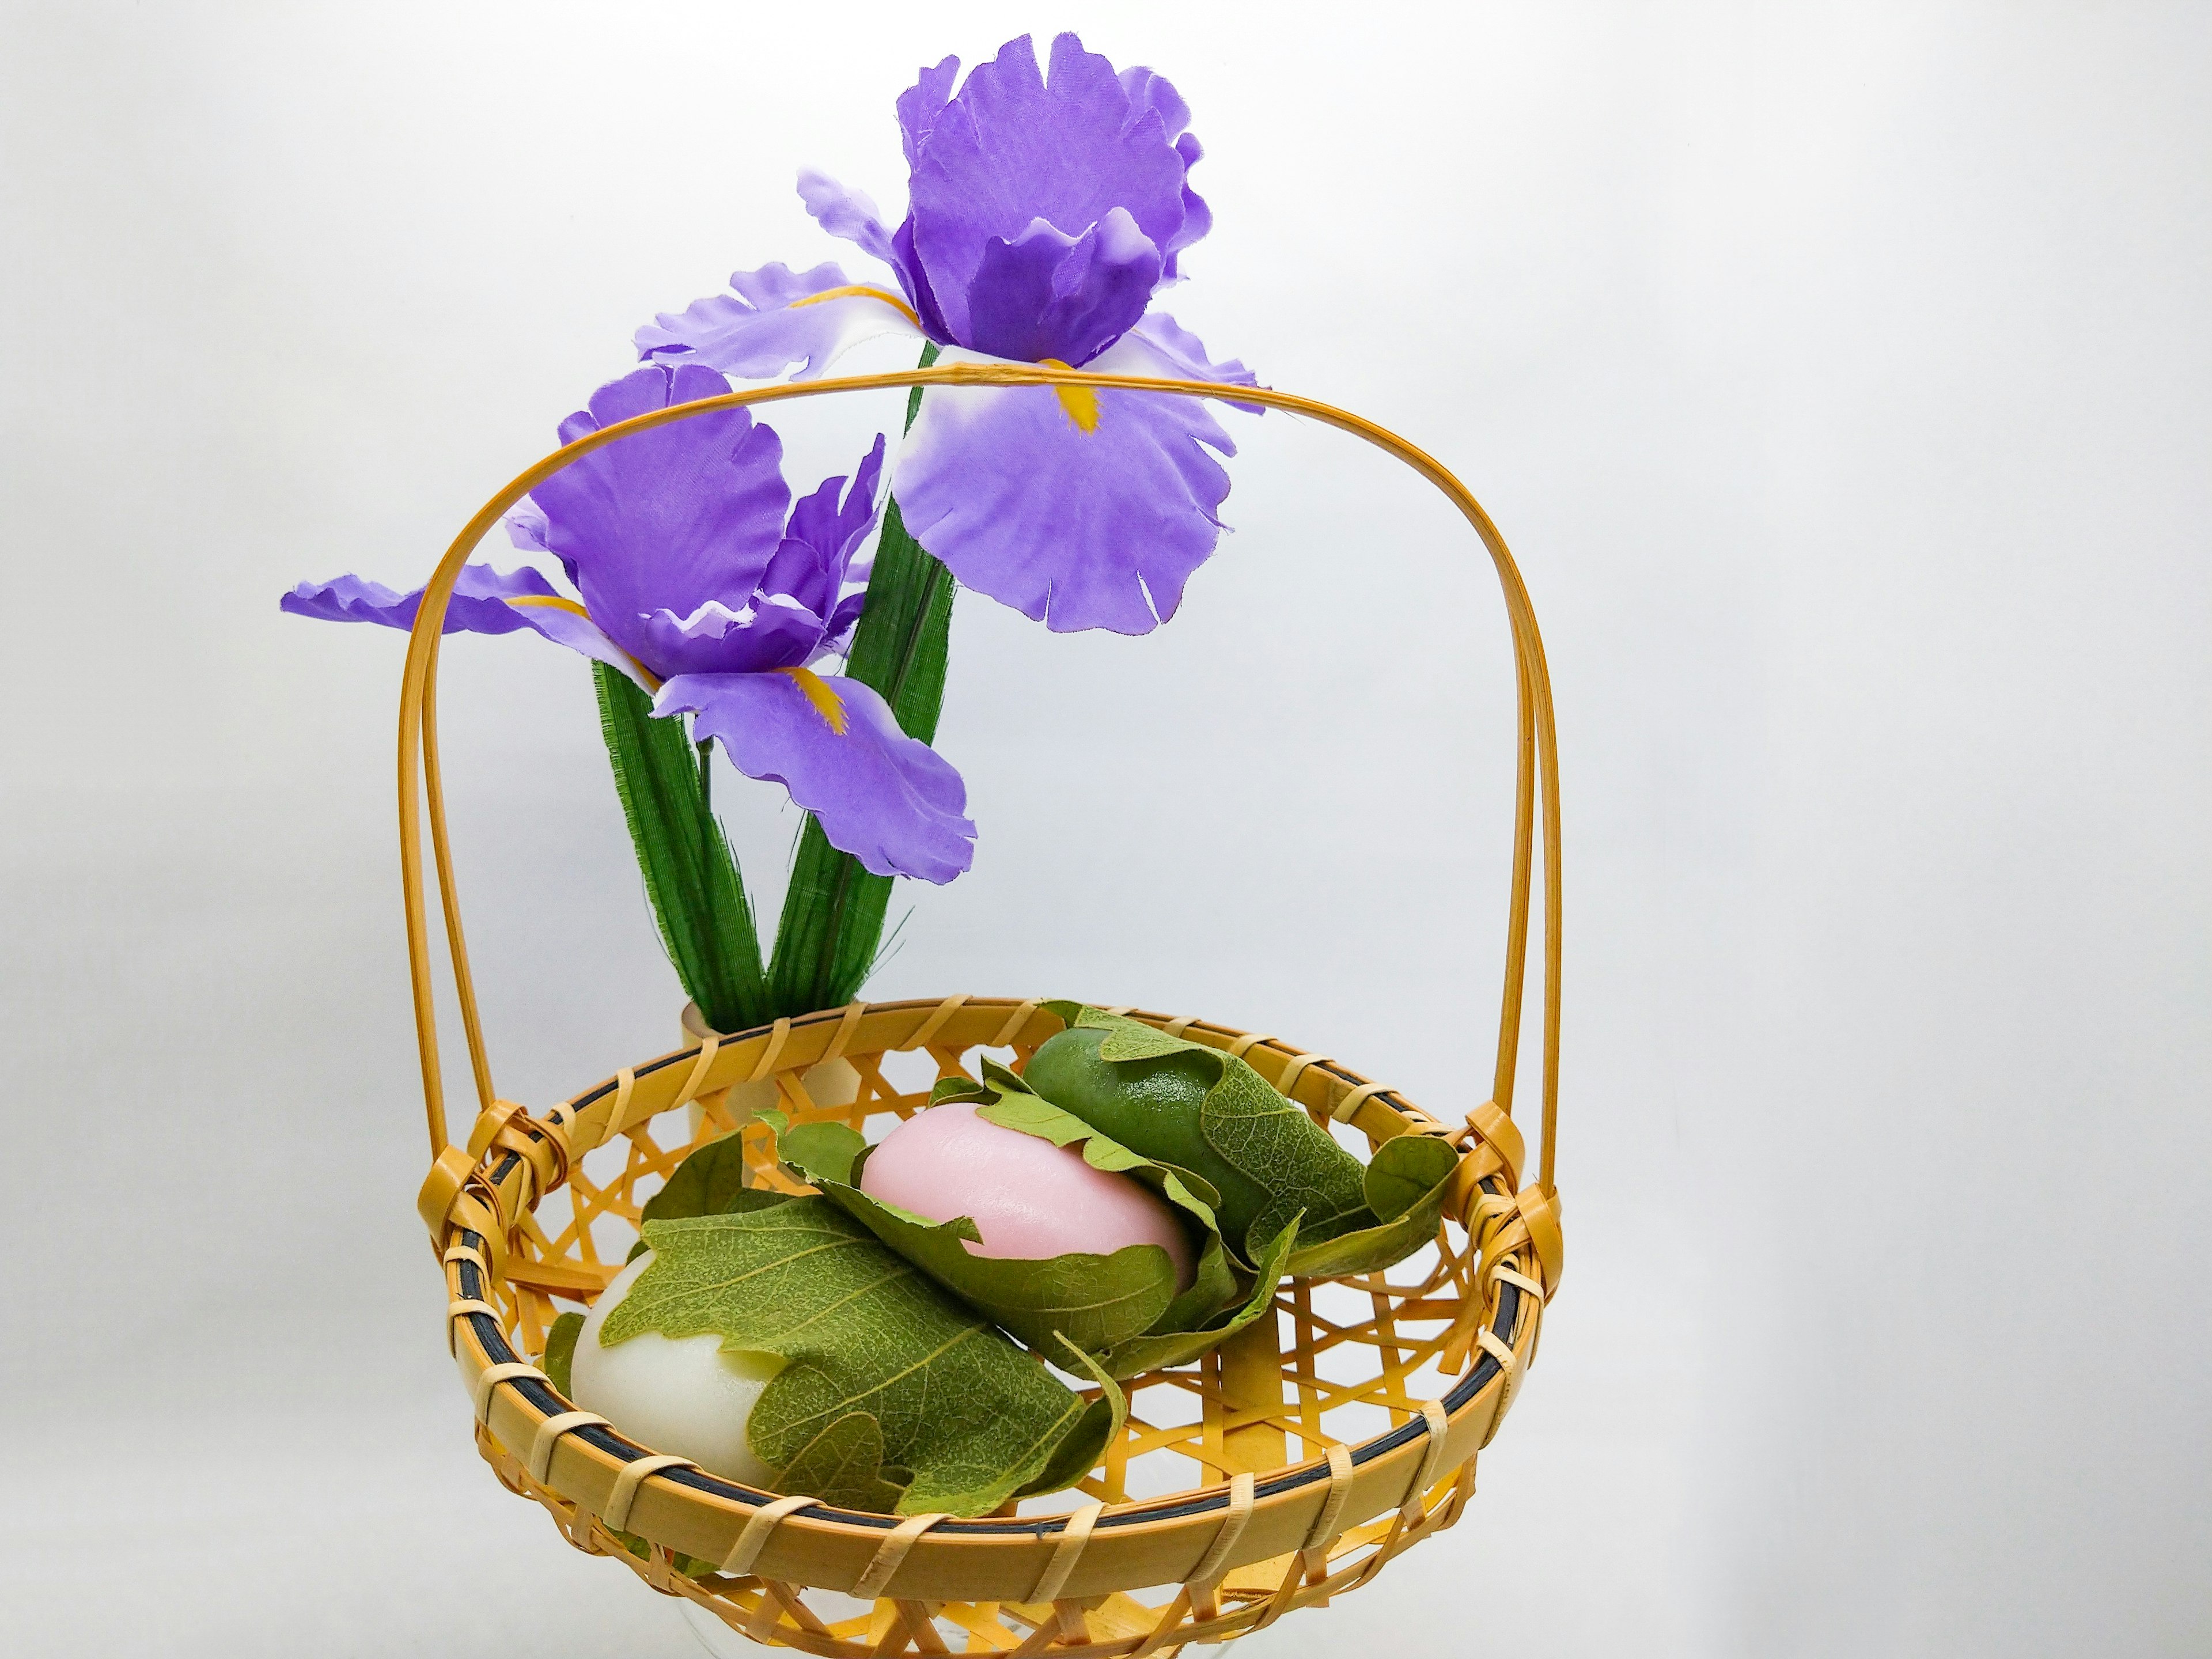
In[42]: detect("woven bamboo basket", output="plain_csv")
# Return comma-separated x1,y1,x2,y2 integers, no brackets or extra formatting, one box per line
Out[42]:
402,363,1565,1657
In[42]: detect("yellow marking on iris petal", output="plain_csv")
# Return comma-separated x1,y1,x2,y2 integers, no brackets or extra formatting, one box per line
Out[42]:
778,665,849,734
790,283,923,330
1039,359,1100,433
506,594,661,690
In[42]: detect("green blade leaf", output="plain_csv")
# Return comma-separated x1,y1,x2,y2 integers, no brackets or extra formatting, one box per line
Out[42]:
767,346,954,1016
594,662,767,1032
609,1198,1098,1516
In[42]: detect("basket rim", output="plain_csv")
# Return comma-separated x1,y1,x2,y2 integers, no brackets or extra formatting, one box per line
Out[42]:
448,995,1528,1541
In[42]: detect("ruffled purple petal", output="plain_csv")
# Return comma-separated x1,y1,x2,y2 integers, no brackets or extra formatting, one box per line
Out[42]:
797,169,899,270
657,672,975,883
503,500,578,587
896,52,961,170
962,210,1160,366
505,502,551,554
894,336,1240,635
889,215,954,340
636,261,922,380
755,433,887,631
281,563,559,634
1123,312,1263,412
1118,67,1210,281
1163,134,1211,281
281,564,652,688
528,364,789,671
631,596,823,677
906,33,1194,360
757,535,837,622
820,591,868,653
508,597,658,690
782,433,888,574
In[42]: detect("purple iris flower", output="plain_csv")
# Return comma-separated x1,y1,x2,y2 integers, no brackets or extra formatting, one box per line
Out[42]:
635,32,1259,637
282,364,975,884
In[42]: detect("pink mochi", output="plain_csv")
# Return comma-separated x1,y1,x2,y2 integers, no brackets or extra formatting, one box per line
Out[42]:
861,1102,1195,1291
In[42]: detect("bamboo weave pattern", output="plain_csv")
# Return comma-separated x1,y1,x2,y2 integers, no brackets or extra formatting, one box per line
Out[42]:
433,996,1552,1656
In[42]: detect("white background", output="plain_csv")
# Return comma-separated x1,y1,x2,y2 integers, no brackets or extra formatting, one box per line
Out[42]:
4,3,2207,1654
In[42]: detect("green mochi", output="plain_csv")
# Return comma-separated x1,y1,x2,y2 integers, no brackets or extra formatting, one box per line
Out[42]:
1023,1020,1373,1263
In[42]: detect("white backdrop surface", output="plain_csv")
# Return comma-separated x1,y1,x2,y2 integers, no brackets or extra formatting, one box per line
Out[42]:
2,3,2207,1656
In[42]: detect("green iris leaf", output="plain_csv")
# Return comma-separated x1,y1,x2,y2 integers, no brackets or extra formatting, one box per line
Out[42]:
593,662,767,1033
767,345,952,1017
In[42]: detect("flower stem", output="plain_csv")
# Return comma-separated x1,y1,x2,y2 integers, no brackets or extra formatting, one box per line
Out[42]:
767,344,952,1016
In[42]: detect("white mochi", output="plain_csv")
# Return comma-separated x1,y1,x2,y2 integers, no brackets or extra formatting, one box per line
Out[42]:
570,1251,786,1487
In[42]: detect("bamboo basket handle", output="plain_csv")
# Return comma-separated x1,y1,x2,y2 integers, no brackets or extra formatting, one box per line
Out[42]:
396,364,1565,1195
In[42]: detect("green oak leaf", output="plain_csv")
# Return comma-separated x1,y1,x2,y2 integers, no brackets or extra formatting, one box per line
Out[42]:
605,1198,1112,1516
1363,1131,1459,1222
778,1069,1274,1377
1020,1339,1127,1496
544,1310,584,1397
1095,1213,1300,1377
635,1149,792,1260
776,1411,907,1514
1029,1003,1372,1260
643,1135,752,1222
777,1119,870,1187
1283,1129,1459,1277
1031,1003,1461,1278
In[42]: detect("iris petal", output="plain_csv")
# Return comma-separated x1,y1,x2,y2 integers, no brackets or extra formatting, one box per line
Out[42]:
636,261,923,380
1118,67,1210,281
529,365,790,671
894,334,1243,635
782,432,888,574
281,563,558,634
280,564,652,689
1123,311,1262,408
657,672,975,883
906,33,1191,361
961,210,1161,366
631,596,823,677
797,169,899,269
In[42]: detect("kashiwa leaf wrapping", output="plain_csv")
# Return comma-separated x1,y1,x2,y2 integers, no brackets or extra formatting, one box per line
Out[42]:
641,1137,795,1224
544,1310,584,1397
1025,1003,1461,1275
775,1063,1294,1378
603,1196,1123,1516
